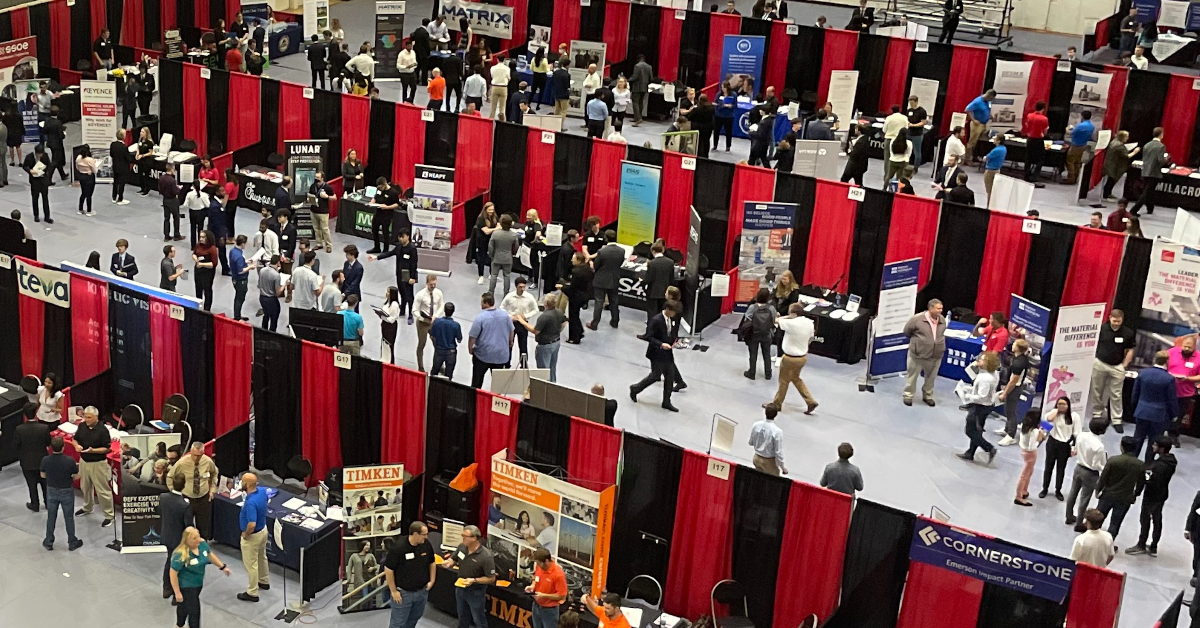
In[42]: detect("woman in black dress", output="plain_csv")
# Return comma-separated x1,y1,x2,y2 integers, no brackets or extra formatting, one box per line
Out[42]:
564,251,593,345
4,105,22,166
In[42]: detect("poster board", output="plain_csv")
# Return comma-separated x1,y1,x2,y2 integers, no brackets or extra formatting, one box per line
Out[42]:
735,202,795,309
993,60,1032,95
869,258,920,377
440,0,514,39
303,0,330,40
80,80,118,183
1160,0,1189,28
487,450,615,598
528,26,551,54
909,78,939,117
1043,303,1106,410
1142,238,1200,316
825,71,858,124
791,139,840,179
374,2,406,79
412,165,455,274
118,432,182,554
1071,69,1112,129
567,41,607,117
663,130,698,155
987,173,1035,214
340,464,405,613
616,161,661,246
987,95,1026,132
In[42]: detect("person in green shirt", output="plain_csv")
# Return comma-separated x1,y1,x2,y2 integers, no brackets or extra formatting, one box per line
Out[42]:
171,526,231,628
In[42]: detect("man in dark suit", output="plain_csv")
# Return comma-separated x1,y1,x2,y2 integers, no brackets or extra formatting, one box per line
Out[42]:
629,301,681,412
411,19,432,84
644,242,675,321
840,124,872,186
847,0,874,32
15,403,51,512
944,172,976,206
1131,351,1180,463
550,62,572,118
110,238,139,279
556,230,580,286
158,474,194,597
307,34,328,90
588,230,625,331
933,154,964,199
43,106,68,182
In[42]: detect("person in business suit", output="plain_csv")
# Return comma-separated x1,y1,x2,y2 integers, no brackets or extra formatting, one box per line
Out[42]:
847,0,875,32
307,34,329,90
940,0,964,43
840,124,872,186
159,474,194,598
110,239,139,279
629,300,681,412
643,242,674,321
588,230,625,331
933,154,964,199
944,172,976,206
1131,351,1180,464
15,402,51,512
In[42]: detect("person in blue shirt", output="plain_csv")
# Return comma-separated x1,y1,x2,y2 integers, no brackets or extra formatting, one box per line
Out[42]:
342,244,364,311
237,472,270,602
229,234,252,321
713,81,737,153
469,293,515,388
340,294,366,356
431,302,463,379
585,96,608,138
1065,110,1096,186
983,133,1008,204
965,90,996,164
488,494,503,526
170,527,231,628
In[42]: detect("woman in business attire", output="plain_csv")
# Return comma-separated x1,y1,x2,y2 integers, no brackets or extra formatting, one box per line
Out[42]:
686,94,715,159
1040,396,1081,500
564,252,593,345
343,148,366,193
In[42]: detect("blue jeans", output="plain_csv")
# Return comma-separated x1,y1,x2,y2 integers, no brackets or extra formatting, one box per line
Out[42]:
455,585,488,628
1097,498,1132,540
531,604,560,628
389,588,428,628
432,348,458,379
45,487,78,547
910,133,924,168
535,341,560,381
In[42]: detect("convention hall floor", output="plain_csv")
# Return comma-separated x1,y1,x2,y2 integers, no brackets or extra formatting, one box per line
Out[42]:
0,6,1187,627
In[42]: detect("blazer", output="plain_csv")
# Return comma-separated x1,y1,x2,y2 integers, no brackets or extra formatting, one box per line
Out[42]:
157,491,194,549
645,255,675,299
593,244,626,290
488,228,519,265
935,165,963,191
945,185,975,206
110,252,139,279
14,421,52,471
644,313,674,363
1131,366,1180,424
844,135,871,173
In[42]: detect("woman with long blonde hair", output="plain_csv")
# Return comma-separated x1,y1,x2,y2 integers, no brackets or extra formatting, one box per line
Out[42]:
170,526,231,628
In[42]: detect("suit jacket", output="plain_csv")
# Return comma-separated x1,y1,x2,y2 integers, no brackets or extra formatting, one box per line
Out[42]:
934,165,963,198
844,135,871,173
1131,366,1180,424
644,313,674,363
945,184,975,206
488,228,519,265
157,492,194,549
645,255,675,299
110,252,139,279
630,61,653,93
14,421,52,471
411,27,431,57
593,244,625,290
307,41,328,69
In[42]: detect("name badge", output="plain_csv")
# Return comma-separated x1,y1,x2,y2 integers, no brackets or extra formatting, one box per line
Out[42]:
1114,337,1123,343
534,576,540,584
1187,362,1194,369
403,254,410,259
406,552,416,560
189,558,199,565
282,235,290,240
457,551,465,560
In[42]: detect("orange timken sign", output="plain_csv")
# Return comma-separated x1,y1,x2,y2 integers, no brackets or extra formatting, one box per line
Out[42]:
344,464,406,491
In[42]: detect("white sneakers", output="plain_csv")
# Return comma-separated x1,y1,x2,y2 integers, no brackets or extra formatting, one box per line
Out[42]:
477,276,484,285
998,435,1016,446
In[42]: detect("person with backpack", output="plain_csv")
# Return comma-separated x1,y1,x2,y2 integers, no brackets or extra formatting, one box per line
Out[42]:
884,131,913,189
742,288,777,381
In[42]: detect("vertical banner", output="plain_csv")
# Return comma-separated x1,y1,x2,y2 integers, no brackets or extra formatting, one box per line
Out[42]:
439,0,515,39
687,206,701,281
81,80,118,183
17,80,40,143
869,259,920,377
736,202,796,309
1008,294,1051,418
718,35,765,97
109,284,154,416
1043,303,1106,410
567,41,607,117
1142,238,1200,315
374,2,406,79
412,165,455,274
616,161,662,246
340,464,405,613
0,37,38,99
304,0,331,40
1071,69,1112,129
119,433,183,553
826,71,859,124
286,139,326,241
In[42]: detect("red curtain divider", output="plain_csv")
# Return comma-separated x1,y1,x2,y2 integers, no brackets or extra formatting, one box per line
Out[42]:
603,1,631,74
658,8,682,82
70,273,109,383
17,256,44,377
765,20,790,95
884,195,940,288
183,63,208,159
49,0,71,71
10,7,29,39
278,82,310,154
328,176,343,219
974,212,1030,317
474,389,519,529
566,417,621,489
393,103,425,191
1023,54,1056,116
226,0,241,27
726,163,776,267
342,94,371,166
162,0,177,36
804,180,857,288
664,450,736,619
817,29,858,105
658,151,695,250
1062,227,1125,308
1064,563,1125,628
942,44,989,136
212,152,232,183
90,0,108,43
523,131,555,222
1089,65,1129,190
705,13,741,96
879,37,914,114
452,202,468,244
585,138,625,228
1162,73,1199,166
56,70,82,87
505,0,528,48
300,341,342,486
149,297,185,422
773,482,853,627
227,72,261,152
120,0,144,48
380,364,426,473
722,266,739,314
196,0,211,29
894,561,984,628
212,316,252,437
551,0,580,51
455,114,494,204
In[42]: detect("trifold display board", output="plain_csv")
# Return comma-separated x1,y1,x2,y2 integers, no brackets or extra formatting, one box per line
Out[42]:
487,450,615,598
341,463,405,613
412,165,455,274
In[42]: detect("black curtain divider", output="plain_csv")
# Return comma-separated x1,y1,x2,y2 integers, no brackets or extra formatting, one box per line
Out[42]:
1114,235,1152,329
42,298,73,387
906,41,953,132
527,0,552,27
627,3,661,74
976,574,1067,628
854,34,888,115
310,89,342,171
848,188,892,313
1023,221,1076,330
259,77,282,160
68,369,115,418
1120,70,1169,147
0,263,19,382
1157,591,1184,628
158,60,185,146
693,158,734,271
786,26,823,105
490,122,528,216
731,467,790,628
1047,65,1076,139
181,308,215,443
210,0,225,31
213,421,252,479
552,133,592,231
108,284,153,418
252,329,301,477
625,144,662,167
423,110,457,169
982,49,1024,92
919,202,989,315
607,434,683,594
774,172,816,282
579,0,605,43
179,0,196,28
822,500,915,628
29,3,51,74
677,10,710,90
423,377,475,481
0,11,12,43
515,404,571,477
205,69,230,156
365,100,396,185
71,0,92,73
339,355,383,467
145,0,163,49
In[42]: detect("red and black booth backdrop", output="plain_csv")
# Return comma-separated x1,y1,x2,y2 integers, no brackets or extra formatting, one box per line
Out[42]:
423,377,476,505
181,307,215,441
553,133,593,233
339,354,384,468
823,500,915,628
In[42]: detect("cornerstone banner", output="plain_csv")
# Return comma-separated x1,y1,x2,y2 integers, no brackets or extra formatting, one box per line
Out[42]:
910,518,1075,603
718,35,765,97
616,161,661,246
1142,238,1200,315
15,257,70,307
1043,302,1106,410
736,202,795,309
439,0,514,39
340,464,404,613
374,2,406,79
869,258,920,377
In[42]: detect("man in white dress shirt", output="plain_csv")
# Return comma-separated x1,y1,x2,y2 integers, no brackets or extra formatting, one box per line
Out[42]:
413,274,445,372
748,404,787,476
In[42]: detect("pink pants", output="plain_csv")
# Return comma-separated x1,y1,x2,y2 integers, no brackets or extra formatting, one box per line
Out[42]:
1016,448,1038,500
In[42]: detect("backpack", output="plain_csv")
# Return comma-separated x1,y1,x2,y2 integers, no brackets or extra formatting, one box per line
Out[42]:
751,305,775,334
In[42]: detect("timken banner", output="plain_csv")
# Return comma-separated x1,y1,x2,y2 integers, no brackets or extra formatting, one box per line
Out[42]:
340,463,405,614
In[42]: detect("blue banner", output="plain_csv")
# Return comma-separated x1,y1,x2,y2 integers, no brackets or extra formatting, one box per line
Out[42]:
910,519,1076,603
719,35,765,99
64,262,205,310
616,161,662,246
869,259,920,377
1133,0,1160,22
1007,294,1052,419
1009,295,1051,338
1189,2,1200,30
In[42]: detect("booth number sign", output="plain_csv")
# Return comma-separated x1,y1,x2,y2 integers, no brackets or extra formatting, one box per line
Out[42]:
169,304,185,321
334,352,353,369
848,186,866,202
492,397,511,416
681,156,696,171
706,457,730,480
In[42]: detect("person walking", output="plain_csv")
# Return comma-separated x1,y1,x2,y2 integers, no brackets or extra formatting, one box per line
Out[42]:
1102,130,1136,200
525,548,568,628
1090,309,1135,432
1042,397,1084,501
469,293,515,388
442,525,497,628
768,303,818,414
170,525,232,627
1125,436,1176,557
1070,509,1115,567
748,404,787,476
983,133,1007,203
840,124,872,185
629,55,653,126
73,406,114,526
588,230,624,331
15,404,51,512
488,215,519,298
431,303,463,379
23,143,52,223
192,231,219,311
159,474,194,597
171,441,219,540
1130,350,1179,462
385,522,437,628
955,352,1000,464
550,62,571,118
940,0,963,42
644,243,674,321
258,254,284,331
1095,436,1146,542
371,231,419,321
237,473,270,602
997,339,1031,445
1131,127,1167,216
820,442,864,496
742,288,776,381
629,301,682,412
488,55,510,120
1014,411,1044,506
902,299,947,407
75,145,98,215
41,436,82,551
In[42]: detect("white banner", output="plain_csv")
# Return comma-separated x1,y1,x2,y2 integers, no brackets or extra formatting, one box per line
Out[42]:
1143,238,1200,314
15,258,70,308
1160,0,1189,29
439,0,514,39
993,60,1033,95
988,94,1026,131
909,77,939,116
1071,69,1112,128
303,0,330,39
412,165,455,252
826,70,858,125
80,80,118,147
1043,303,1107,410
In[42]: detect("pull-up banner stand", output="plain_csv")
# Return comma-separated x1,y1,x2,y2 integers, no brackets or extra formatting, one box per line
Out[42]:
864,258,920,384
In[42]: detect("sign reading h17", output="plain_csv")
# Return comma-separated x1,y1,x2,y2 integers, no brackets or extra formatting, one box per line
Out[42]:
15,257,71,308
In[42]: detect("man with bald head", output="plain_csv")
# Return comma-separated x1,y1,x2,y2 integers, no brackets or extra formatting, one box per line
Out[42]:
73,405,114,526
237,472,271,602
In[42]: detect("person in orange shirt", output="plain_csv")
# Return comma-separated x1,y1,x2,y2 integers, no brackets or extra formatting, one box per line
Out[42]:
525,548,567,628
428,68,447,111
583,592,632,628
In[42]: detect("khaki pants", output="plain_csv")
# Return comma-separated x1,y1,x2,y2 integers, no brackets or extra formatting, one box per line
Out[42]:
968,121,988,158
884,159,906,185
489,86,508,120
903,354,941,401
772,355,816,409
554,99,569,118
1065,146,1085,185
312,212,332,250
1090,358,1126,425
79,459,114,518
342,340,362,356
985,170,997,199
240,529,269,595
416,318,433,371
752,454,780,476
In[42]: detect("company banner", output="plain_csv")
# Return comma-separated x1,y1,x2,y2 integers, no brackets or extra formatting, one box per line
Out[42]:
15,257,70,307
1008,294,1051,418
1143,238,1200,314
1161,0,1189,28
987,95,1026,132
1070,69,1112,129
616,161,662,246
340,464,405,613
736,202,795,309
304,0,331,40
81,80,118,183
286,139,326,240
791,139,840,179
869,258,920,377
374,2,406,79
412,165,455,273
17,80,40,143
440,0,514,39
909,77,939,117
718,35,765,97
0,37,37,100
825,71,858,124
686,206,701,281
910,518,1075,603
992,60,1032,95
119,433,182,553
1043,302,1106,410
567,41,607,117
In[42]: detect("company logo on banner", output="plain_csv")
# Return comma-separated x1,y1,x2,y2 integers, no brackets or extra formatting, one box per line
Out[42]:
1143,238,1200,314
440,0,513,39
736,202,795,308
616,161,662,246
15,258,70,307
374,1,406,79
1043,303,1106,409
1008,294,1051,418
719,35,765,100
340,464,405,613
869,258,920,377
910,519,1075,603
80,80,118,146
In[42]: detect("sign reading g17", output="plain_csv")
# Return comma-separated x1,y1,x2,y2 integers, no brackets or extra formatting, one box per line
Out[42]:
15,257,71,308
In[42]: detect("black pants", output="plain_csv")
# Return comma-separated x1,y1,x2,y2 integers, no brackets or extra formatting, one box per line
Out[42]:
400,73,417,102
163,554,174,592
939,17,959,43
311,67,326,90
195,268,215,310
713,116,734,151
841,167,865,186
1131,180,1157,215
963,404,994,456
696,129,712,159
49,143,68,181
514,325,529,361
382,320,398,364
138,93,153,117
372,211,393,252
23,468,46,508
611,111,625,133
747,338,772,377
568,291,587,342
1024,138,1044,182
30,185,49,219
233,279,248,319
189,211,206,248
646,296,664,321
176,586,202,628
471,355,506,388
531,73,546,106
122,106,137,129
591,286,620,327
224,198,238,236
1137,498,1165,549
261,295,280,331
1102,175,1121,199
399,280,414,315
447,82,463,112
138,159,155,193
112,172,127,201
163,198,181,237
1043,436,1071,491
748,146,769,167
586,119,605,138
190,494,212,539
631,360,675,405
416,56,429,84
78,173,96,213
